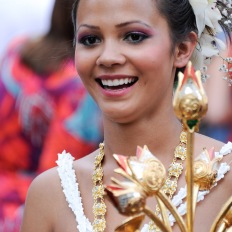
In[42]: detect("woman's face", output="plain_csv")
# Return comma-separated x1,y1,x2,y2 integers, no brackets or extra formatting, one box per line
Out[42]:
75,0,179,123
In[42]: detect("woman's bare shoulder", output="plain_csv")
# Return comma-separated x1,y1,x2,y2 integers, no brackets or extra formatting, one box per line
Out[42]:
73,149,98,172
195,133,225,151
21,167,65,232
21,149,98,232
196,132,232,183
196,132,232,165
27,149,97,200
194,133,232,159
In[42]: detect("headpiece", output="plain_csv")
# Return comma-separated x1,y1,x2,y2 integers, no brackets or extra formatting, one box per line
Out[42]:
189,0,232,84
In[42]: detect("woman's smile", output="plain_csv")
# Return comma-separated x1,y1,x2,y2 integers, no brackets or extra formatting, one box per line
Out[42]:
96,75,138,91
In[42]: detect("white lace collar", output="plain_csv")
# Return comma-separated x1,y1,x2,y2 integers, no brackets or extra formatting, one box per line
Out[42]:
57,142,232,232
56,153,93,232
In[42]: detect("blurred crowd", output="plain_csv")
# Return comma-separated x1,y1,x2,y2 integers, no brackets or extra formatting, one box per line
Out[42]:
0,0,103,231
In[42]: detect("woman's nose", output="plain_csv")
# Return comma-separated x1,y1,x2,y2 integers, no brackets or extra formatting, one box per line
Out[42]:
96,41,126,68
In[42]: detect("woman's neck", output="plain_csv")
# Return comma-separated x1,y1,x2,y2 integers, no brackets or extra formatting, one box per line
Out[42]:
102,111,183,168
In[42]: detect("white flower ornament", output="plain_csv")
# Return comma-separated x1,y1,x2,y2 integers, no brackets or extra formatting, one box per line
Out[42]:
189,0,232,83
189,0,222,37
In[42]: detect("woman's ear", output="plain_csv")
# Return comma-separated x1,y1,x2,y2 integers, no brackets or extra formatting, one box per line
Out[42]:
174,31,198,68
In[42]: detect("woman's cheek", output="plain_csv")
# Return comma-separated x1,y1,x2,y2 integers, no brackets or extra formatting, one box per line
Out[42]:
129,47,160,69
75,53,88,78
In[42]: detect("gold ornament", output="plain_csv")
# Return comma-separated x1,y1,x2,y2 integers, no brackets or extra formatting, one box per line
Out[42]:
143,159,167,193
173,61,208,132
148,131,187,231
173,61,208,231
106,145,187,232
211,196,232,232
92,143,106,232
193,148,221,191
105,62,232,232
115,214,145,232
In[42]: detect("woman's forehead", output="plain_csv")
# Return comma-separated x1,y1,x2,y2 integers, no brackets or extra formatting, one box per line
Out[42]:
76,0,159,25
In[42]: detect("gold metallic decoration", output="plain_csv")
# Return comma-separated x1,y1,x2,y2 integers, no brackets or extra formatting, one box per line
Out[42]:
193,148,221,191
106,146,187,232
173,61,208,232
149,131,187,232
104,62,232,231
92,143,106,232
105,145,232,232
162,131,187,197
107,142,229,231
210,196,232,232
188,147,222,219
115,214,145,232
113,146,167,196
173,61,208,133
143,158,167,193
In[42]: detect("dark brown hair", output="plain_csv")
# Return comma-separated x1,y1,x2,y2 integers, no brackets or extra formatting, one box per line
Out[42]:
21,0,75,76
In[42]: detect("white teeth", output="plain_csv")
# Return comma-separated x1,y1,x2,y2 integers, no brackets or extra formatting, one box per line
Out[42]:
102,80,107,86
113,79,120,86
119,79,124,85
101,78,135,87
107,80,114,86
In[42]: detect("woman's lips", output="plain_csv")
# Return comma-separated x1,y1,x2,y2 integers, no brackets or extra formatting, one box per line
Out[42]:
96,75,138,91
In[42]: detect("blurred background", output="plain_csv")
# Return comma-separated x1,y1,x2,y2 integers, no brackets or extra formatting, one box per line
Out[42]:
0,0,103,231
199,34,232,143
0,0,55,60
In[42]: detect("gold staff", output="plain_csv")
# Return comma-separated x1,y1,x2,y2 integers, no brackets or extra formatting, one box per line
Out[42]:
106,62,232,232
173,61,208,231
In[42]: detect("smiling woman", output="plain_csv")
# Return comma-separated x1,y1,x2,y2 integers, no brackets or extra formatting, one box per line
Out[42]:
21,0,232,232
74,0,183,124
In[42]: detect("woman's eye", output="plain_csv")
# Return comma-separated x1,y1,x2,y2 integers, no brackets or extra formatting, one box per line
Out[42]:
78,35,101,46
124,32,149,44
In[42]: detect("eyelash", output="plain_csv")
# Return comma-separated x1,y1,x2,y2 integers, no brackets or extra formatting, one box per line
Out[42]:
78,31,150,47
124,32,150,44
78,35,101,46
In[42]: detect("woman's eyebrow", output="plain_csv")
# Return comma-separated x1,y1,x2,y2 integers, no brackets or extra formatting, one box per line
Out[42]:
115,20,151,28
77,24,100,32
77,20,152,32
